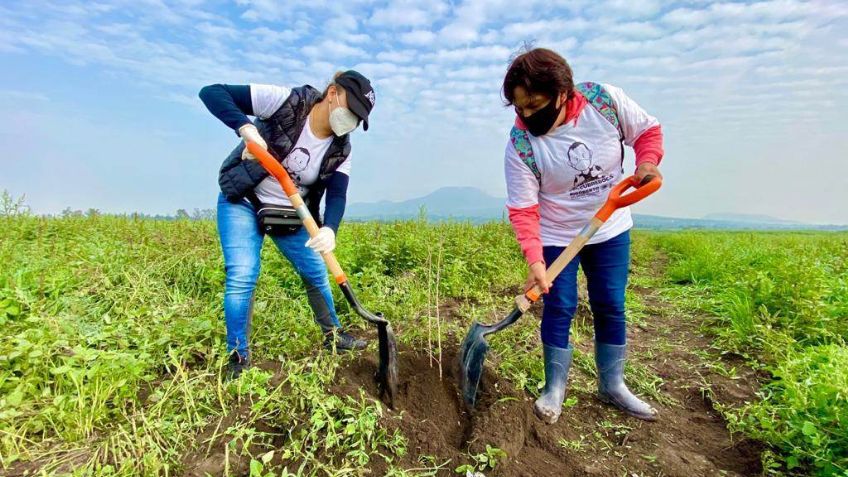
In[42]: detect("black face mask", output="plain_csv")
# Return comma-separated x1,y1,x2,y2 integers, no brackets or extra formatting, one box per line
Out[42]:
521,96,562,137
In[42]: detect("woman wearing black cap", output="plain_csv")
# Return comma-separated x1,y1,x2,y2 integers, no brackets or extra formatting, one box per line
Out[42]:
199,70,375,378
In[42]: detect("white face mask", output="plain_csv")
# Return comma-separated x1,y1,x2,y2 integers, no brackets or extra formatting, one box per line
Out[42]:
329,91,359,136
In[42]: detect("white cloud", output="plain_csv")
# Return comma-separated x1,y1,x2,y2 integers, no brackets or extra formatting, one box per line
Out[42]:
661,0,834,29
195,22,240,39
253,26,300,44
598,0,663,18
607,21,665,38
237,0,284,21
327,15,358,32
662,7,709,28
339,32,372,44
421,45,512,63
369,0,448,27
2,0,848,221
542,37,579,55
500,19,579,39
376,49,418,62
158,92,203,109
439,23,479,44
242,51,306,70
369,7,433,28
443,63,507,80
400,29,436,45
302,40,368,59
351,62,425,77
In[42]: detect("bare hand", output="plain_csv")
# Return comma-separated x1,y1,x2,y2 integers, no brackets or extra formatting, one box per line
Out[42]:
635,162,662,184
524,261,551,294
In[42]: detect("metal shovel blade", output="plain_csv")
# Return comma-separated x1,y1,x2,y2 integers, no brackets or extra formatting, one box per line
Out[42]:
339,282,399,407
459,321,490,407
376,320,399,406
459,308,523,407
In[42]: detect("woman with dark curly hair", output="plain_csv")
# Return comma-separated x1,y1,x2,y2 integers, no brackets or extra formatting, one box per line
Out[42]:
502,48,664,423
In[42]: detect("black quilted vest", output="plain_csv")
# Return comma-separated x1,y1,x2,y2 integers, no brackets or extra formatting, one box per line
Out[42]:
217,85,351,225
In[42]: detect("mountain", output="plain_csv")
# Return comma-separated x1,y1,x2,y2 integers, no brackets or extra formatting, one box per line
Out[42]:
701,213,803,225
346,186,507,221
345,187,848,231
634,215,846,231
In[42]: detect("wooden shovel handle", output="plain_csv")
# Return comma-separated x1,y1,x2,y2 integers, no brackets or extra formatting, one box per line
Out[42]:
519,174,662,307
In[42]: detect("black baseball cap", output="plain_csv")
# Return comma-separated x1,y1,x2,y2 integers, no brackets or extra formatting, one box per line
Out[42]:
336,70,375,131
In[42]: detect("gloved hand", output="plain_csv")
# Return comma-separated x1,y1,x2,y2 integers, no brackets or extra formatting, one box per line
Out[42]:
238,124,267,161
305,227,336,254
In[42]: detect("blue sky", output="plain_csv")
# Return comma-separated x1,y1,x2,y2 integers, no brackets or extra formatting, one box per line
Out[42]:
1,0,847,223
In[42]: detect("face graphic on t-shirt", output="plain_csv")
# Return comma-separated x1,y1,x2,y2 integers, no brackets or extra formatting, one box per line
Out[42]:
567,142,593,172
286,147,311,172
282,147,312,186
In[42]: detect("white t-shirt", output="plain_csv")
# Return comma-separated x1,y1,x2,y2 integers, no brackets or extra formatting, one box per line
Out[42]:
504,84,659,246
249,84,352,206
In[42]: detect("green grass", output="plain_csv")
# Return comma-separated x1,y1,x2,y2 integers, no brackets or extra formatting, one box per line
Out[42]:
650,231,848,476
2,214,846,476
0,215,527,476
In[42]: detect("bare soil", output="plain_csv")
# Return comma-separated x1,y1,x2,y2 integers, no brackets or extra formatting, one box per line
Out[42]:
175,260,766,477
329,283,765,476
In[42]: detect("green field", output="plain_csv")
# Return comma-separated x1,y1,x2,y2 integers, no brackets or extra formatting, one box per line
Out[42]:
1,215,846,476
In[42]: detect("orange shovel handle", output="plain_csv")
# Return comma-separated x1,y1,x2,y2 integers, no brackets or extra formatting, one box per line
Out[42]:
594,175,662,222
246,143,300,198
246,142,348,284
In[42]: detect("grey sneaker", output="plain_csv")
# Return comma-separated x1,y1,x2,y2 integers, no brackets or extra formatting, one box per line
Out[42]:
323,330,367,352
226,352,250,381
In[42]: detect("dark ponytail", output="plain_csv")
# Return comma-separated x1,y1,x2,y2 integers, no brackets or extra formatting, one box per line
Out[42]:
321,71,345,100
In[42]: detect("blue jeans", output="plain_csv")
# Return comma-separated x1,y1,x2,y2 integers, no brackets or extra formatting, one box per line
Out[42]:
541,230,630,348
216,193,340,357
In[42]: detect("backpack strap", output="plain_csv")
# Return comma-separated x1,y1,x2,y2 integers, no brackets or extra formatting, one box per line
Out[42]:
575,82,623,140
511,82,623,185
510,126,541,184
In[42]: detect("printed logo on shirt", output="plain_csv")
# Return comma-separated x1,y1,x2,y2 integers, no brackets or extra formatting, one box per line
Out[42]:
566,142,615,199
283,147,311,195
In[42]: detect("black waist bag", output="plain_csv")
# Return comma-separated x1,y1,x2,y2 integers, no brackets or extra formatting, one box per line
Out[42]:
257,204,302,235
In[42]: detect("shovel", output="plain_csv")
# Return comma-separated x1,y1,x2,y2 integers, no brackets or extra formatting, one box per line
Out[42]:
459,174,662,407
247,142,399,406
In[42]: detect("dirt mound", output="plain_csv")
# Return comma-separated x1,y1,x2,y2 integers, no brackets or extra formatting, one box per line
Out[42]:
333,341,762,477
334,348,601,476
334,347,566,476
336,348,469,456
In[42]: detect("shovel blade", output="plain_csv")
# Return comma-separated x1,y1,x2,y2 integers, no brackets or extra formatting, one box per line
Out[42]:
459,321,490,407
337,283,398,408
376,319,399,407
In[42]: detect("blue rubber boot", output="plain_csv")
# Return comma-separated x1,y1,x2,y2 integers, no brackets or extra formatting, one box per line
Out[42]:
533,344,573,424
595,341,658,421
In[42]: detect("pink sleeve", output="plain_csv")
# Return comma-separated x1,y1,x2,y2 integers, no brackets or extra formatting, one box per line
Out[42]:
508,205,544,265
634,125,664,166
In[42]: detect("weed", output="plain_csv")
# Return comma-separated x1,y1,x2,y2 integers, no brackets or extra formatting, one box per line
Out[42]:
454,445,507,474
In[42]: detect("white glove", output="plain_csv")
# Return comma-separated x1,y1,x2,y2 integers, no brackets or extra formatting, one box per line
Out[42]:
238,124,267,161
305,227,336,254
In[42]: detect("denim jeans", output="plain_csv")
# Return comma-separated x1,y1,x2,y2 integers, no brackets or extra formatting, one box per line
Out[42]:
541,230,631,348
216,193,339,357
